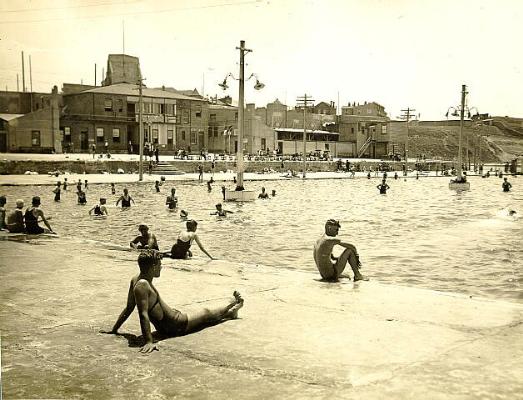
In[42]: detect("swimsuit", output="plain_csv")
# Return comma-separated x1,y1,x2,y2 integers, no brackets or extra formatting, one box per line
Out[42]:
93,205,103,216
170,238,192,259
167,196,177,209
132,235,159,250
121,196,131,207
24,208,44,234
134,280,188,336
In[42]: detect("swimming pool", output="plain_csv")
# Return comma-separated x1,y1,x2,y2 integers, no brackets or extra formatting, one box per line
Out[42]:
1,175,521,302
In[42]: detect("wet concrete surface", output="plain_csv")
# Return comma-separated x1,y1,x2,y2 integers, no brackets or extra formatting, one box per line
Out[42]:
1,239,522,399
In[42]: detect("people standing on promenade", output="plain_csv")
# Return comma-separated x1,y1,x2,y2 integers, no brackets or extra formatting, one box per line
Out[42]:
128,140,133,154
0,195,6,230
53,182,61,202
84,179,88,190
221,185,226,201
24,196,54,234
91,143,96,159
377,179,390,194
165,219,214,260
6,199,25,233
394,172,399,180
154,145,160,164
100,249,243,353
155,181,161,193
502,177,512,192
76,179,82,192
198,164,204,182
313,219,366,282
116,188,135,208
89,198,108,216
130,224,159,250
111,183,116,195
211,203,233,217
77,190,87,205
166,188,178,210
148,145,154,162
258,187,269,199
104,140,109,155
63,178,68,191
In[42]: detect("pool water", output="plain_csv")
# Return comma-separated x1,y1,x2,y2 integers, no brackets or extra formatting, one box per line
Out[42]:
1,175,522,302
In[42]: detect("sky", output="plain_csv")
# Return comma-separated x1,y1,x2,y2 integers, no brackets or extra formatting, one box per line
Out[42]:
1,0,522,120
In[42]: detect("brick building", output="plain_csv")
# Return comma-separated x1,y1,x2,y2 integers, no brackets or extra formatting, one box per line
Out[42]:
0,87,61,153
60,83,208,154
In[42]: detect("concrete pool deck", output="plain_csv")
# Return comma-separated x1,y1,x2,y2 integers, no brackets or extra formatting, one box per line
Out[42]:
1,238,522,399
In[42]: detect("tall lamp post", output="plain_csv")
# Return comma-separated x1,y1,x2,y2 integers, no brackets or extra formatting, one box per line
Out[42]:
219,40,264,199
296,94,315,178
446,85,479,183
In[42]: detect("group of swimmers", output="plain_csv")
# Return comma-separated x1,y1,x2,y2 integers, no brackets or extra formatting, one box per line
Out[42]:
0,195,55,234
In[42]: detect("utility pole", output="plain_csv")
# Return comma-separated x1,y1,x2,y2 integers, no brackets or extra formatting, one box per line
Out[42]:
235,40,251,190
95,63,97,86
21,51,26,92
29,55,33,92
138,77,144,181
16,74,19,92
296,94,314,178
400,107,416,176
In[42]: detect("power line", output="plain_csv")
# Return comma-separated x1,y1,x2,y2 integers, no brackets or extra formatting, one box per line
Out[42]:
1,0,141,14
0,0,261,24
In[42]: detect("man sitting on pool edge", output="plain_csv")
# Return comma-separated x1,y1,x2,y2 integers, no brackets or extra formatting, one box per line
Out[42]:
313,219,367,282
100,249,243,353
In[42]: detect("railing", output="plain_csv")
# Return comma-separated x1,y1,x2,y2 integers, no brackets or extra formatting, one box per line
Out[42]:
357,136,373,157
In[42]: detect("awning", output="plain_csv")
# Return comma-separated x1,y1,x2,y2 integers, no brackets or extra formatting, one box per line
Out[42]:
0,113,24,122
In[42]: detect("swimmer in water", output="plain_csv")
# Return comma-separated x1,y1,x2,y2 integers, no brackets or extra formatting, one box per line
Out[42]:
258,187,269,199
165,219,214,260
165,188,178,210
210,203,233,217
100,250,243,353
180,209,188,220
24,196,55,234
76,179,82,192
155,181,160,193
84,179,88,190
77,190,87,205
502,177,512,192
63,178,68,191
207,180,213,192
377,179,390,194
0,195,6,230
130,224,159,250
89,198,108,216
53,182,61,202
111,183,116,195
221,185,226,201
313,219,366,282
271,189,276,197
116,188,135,208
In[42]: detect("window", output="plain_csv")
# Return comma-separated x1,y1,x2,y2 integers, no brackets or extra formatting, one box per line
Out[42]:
210,113,216,122
116,99,123,112
195,104,202,118
112,128,120,143
104,98,113,111
167,130,174,145
213,126,218,137
182,110,190,124
152,129,159,144
181,130,186,141
153,103,160,114
261,138,266,150
381,125,387,134
190,129,197,144
31,130,41,147
143,102,152,114
64,126,71,142
96,127,104,143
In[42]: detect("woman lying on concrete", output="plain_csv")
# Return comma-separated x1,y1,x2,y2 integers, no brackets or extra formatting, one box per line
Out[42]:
100,249,243,353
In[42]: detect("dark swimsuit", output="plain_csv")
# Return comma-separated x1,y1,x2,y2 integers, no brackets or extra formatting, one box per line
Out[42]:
93,205,103,216
134,280,188,336
24,208,44,234
170,238,191,259
121,196,131,207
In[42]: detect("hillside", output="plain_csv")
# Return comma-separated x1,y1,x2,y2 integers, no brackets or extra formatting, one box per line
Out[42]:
388,117,523,162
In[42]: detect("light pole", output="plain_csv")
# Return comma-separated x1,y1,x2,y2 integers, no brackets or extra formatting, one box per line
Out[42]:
446,85,479,182
399,107,416,176
218,40,264,192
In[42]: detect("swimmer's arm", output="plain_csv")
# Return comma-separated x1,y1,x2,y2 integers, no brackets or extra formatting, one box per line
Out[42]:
115,197,121,206
130,236,141,249
134,283,157,352
131,197,135,204
38,210,54,233
102,206,108,215
104,281,136,334
194,235,214,260
88,206,95,215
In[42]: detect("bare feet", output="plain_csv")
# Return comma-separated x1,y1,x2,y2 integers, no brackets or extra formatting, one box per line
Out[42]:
354,275,369,282
227,291,244,319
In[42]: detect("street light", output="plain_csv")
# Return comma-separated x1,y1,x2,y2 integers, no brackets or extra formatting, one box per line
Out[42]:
218,41,265,195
